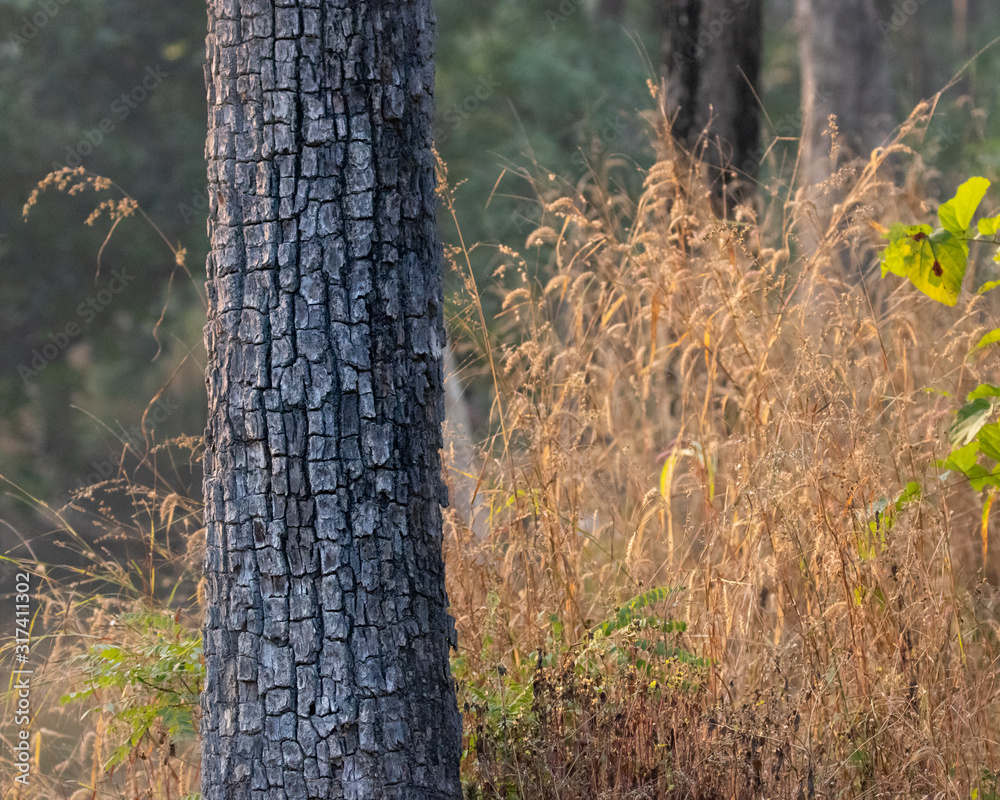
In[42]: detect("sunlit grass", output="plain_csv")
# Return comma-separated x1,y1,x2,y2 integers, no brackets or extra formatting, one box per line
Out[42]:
6,95,1000,799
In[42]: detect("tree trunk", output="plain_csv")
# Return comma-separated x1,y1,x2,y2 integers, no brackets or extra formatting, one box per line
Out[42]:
201,2,463,799
659,0,763,208
442,345,485,539
598,0,628,21
796,0,893,192
795,0,893,264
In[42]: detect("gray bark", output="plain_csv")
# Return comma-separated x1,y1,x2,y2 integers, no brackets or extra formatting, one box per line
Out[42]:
795,0,893,262
200,2,463,799
597,0,628,21
795,0,893,191
442,345,485,539
660,0,763,207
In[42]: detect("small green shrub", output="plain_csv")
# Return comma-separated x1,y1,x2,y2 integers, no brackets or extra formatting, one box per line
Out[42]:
881,175,1000,564
60,610,204,770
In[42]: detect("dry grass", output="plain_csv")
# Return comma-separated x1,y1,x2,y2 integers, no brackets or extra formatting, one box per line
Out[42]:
0,439,204,800
6,97,1000,799
441,96,1000,799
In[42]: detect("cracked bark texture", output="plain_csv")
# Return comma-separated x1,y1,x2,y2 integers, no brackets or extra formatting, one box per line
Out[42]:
200,2,463,799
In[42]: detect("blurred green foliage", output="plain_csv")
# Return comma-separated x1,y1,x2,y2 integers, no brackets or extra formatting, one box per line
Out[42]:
2,0,1000,526
60,610,204,769
0,0,208,511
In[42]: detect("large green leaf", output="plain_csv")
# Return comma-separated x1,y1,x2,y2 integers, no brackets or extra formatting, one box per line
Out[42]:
950,398,994,446
968,384,1000,402
977,422,1000,463
939,176,990,237
972,328,1000,354
939,440,981,473
977,213,1000,237
881,224,933,278
916,230,967,305
881,225,967,306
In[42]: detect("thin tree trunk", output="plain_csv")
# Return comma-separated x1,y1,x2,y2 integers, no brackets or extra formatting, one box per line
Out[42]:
796,0,893,193
442,344,485,539
954,0,968,54
201,2,463,798
598,0,628,21
659,0,763,208
795,0,893,270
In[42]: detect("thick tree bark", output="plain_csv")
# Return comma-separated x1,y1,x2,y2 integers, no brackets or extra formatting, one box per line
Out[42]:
659,0,763,207
201,2,463,799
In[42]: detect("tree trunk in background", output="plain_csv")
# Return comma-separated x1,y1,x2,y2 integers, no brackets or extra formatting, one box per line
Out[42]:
201,1,462,798
796,0,893,246
442,345,485,539
659,0,763,209
953,0,968,54
598,0,628,21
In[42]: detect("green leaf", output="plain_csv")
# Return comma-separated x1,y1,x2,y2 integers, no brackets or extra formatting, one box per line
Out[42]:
939,176,990,237
968,384,1000,402
964,464,1000,492
895,481,922,511
881,224,933,278
59,688,96,705
977,422,1000,462
972,328,1000,354
919,230,967,304
95,644,127,662
548,613,563,642
951,398,994,446
594,586,683,637
979,213,1000,237
939,440,981,474
880,226,967,305
978,279,1000,294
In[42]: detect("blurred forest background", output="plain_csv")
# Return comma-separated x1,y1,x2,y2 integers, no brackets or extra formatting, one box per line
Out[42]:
2,0,1000,547
11,2,1000,796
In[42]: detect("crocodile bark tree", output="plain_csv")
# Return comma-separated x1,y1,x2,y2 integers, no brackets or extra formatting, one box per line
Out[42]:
658,0,763,209
200,1,463,798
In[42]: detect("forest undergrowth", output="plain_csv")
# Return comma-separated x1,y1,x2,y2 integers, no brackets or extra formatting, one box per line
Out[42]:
5,92,1000,800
